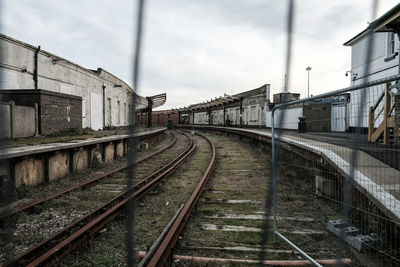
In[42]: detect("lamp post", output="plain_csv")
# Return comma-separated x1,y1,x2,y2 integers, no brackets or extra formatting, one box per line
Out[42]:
306,66,311,98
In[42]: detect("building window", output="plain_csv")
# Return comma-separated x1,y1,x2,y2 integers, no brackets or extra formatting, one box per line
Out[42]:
386,32,396,59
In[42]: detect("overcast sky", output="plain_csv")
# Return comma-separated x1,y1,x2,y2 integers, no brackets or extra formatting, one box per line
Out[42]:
1,0,399,109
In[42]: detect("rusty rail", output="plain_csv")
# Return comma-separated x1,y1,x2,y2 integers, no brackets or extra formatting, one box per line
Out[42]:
147,132,216,267
0,132,177,221
6,132,196,266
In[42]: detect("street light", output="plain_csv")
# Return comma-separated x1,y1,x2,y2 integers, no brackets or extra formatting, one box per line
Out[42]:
306,66,311,98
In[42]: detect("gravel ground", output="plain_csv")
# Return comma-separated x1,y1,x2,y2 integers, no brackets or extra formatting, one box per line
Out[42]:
0,131,175,264
55,131,202,266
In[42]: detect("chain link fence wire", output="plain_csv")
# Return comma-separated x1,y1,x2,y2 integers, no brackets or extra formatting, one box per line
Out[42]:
127,0,146,265
268,0,400,266
0,0,15,262
1,0,400,266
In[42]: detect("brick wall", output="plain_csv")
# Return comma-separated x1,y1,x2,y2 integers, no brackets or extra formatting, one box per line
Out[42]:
0,90,40,107
40,92,82,135
137,112,180,126
395,95,400,145
0,89,81,135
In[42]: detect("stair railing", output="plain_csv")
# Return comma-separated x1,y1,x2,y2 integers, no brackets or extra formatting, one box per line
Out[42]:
368,82,395,144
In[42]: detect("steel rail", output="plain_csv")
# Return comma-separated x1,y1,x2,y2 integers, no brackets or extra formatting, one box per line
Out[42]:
147,132,216,267
5,132,195,267
0,132,177,221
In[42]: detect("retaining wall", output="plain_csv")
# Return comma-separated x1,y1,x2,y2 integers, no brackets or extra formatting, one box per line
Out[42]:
0,128,166,187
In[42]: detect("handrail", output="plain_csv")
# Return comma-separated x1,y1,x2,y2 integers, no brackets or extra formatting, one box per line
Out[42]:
372,91,385,111
368,82,395,144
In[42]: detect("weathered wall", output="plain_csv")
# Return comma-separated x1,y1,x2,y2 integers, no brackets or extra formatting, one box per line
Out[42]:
40,91,81,134
0,34,142,130
0,103,11,138
194,111,209,124
0,101,37,138
13,104,36,137
0,90,81,135
2,129,166,187
139,112,180,126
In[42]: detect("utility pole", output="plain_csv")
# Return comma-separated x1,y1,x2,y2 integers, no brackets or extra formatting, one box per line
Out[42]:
306,66,312,98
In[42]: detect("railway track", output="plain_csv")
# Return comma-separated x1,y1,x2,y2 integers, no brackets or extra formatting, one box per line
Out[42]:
2,131,196,266
140,131,355,266
138,132,216,266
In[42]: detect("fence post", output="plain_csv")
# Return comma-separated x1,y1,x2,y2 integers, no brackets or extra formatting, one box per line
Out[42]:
368,106,374,142
271,108,277,242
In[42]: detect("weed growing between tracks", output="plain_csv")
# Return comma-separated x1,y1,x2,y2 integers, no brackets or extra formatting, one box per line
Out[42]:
0,132,172,263
172,131,362,266
173,132,270,264
55,132,211,266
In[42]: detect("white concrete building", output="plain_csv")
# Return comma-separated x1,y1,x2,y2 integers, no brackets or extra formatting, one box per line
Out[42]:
0,34,149,130
344,3,400,130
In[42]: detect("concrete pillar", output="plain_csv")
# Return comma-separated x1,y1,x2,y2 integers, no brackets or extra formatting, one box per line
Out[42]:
223,105,226,126
239,97,243,127
147,98,153,128
315,174,334,198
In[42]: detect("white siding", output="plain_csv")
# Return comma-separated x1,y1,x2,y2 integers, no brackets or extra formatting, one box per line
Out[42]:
266,107,303,130
348,32,399,128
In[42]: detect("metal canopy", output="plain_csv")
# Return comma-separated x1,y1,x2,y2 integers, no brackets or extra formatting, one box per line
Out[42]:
138,93,167,112
174,94,240,113
147,93,167,109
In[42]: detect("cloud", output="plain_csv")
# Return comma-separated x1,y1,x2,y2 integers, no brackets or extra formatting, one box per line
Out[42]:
2,0,399,110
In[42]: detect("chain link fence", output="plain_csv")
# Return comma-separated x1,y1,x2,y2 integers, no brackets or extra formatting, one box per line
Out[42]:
271,75,400,266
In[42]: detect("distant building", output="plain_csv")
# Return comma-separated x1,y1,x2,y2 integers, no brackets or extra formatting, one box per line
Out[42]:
272,92,300,104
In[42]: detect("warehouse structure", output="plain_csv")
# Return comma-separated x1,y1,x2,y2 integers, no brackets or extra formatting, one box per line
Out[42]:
138,84,271,128
0,34,165,136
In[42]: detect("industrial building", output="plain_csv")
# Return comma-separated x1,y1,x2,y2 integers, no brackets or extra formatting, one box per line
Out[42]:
0,34,165,136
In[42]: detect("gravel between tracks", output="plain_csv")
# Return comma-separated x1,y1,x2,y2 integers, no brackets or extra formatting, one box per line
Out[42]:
0,132,174,263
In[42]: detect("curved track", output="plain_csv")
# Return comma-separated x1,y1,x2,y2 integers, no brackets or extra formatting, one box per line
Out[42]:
144,132,216,267
4,131,196,266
